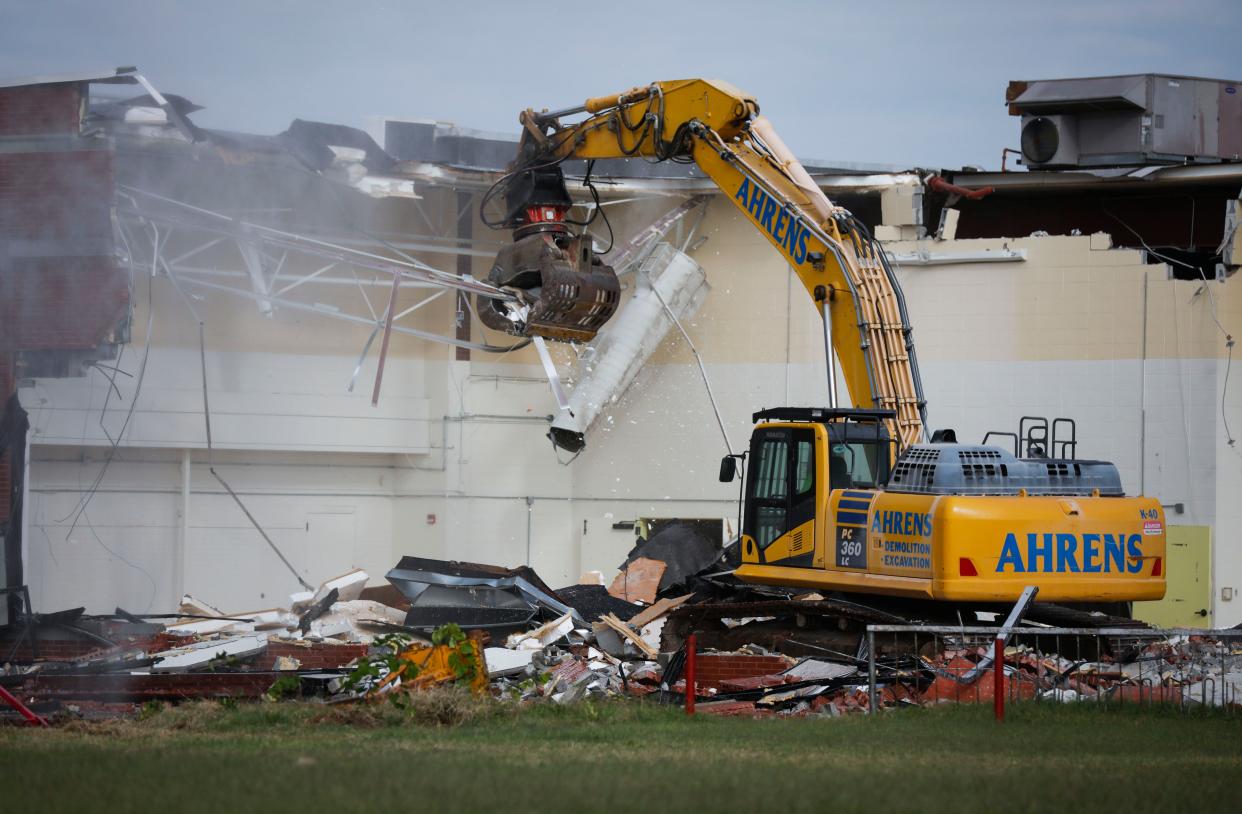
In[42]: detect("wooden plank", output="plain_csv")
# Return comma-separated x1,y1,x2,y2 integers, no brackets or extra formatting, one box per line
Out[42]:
601,613,658,659
628,593,694,630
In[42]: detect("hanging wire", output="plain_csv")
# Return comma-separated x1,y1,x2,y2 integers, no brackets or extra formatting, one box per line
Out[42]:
129,207,317,593
59,260,156,535
1105,208,1235,447
179,286,315,593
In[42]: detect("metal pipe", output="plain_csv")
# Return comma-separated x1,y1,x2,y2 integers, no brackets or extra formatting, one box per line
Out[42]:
1141,272,1149,495
993,638,1005,722
20,423,31,596
392,290,445,321
944,161,1242,194
867,629,877,713
398,159,924,197
370,274,401,406
927,175,994,200
31,483,741,508
866,624,1242,636
177,448,190,604
449,413,551,423
648,276,732,455
887,249,1026,266
784,266,793,403
532,336,574,418
822,300,839,408
525,496,534,566
685,632,697,716
175,274,529,353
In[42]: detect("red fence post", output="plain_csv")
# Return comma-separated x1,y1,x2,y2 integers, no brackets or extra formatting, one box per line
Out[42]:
685,633,697,716
0,685,49,727
994,637,1004,723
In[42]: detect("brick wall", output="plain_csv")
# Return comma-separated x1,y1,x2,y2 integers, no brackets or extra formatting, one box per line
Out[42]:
0,632,368,668
693,654,794,690
0,149,125,352
2,638,101,662
1,259,129,351
0,83,83,137
258,641,369,670
0,149,113,245
0,82,127,538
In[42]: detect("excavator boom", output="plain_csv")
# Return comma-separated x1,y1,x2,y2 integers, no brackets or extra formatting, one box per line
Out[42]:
483,80,1165,609
481,79,927,450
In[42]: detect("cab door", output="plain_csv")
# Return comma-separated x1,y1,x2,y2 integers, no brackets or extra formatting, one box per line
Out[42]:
742,426,817,565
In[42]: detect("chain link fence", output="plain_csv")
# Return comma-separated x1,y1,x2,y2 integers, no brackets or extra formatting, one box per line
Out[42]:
864,625,1242,714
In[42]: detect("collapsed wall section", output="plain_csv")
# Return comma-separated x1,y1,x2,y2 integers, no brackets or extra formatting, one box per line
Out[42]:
0,81,129,366
0,79,130,598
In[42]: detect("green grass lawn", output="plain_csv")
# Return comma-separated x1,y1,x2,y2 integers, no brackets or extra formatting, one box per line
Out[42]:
2,697,1239,813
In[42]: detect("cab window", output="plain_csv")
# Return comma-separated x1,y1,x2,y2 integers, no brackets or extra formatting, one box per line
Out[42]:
753,436,789,502
794,438,815,496
829,442,880,490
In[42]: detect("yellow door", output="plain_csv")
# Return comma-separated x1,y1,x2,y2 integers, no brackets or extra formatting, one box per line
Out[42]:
1134,525,1212,628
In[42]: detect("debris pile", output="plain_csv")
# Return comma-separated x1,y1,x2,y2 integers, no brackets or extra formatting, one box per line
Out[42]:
384,557,580,633
865,633,1242,712
4,543,1240,721
0,568,414,714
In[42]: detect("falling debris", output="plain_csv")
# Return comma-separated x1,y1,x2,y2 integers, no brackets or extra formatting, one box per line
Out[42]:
548,243,709,453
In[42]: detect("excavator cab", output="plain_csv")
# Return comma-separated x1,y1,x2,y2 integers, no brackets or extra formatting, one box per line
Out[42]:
725,408,893,565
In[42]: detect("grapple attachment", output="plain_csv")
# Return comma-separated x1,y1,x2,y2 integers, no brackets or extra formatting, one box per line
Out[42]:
479,166,620,343
479,231,619,342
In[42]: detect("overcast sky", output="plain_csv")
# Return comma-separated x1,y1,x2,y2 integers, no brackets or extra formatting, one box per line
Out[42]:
2,0,1239,169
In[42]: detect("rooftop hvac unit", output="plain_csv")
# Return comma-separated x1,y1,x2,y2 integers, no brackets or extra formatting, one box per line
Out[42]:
1007,74,1242,169
1019,114,1078,167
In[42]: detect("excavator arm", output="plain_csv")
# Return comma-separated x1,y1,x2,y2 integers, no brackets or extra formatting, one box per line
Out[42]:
482,79,927,449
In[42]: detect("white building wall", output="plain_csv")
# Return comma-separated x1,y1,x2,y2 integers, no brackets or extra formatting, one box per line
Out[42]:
16,195,1242,624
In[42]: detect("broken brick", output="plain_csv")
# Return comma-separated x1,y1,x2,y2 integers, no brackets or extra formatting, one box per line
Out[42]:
718,673,789,692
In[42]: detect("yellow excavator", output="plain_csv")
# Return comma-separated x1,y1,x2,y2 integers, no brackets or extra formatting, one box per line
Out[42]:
480,79,1166,612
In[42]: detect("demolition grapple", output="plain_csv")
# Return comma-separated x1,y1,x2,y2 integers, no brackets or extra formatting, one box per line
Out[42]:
478,167,619,343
